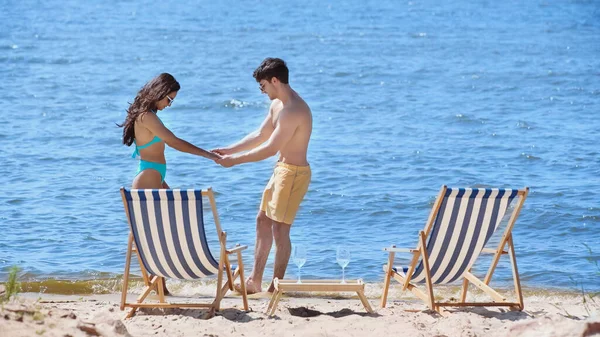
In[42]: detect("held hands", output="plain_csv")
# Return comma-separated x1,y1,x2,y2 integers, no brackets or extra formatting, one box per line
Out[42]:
215,154,238,168
210,148,237,168
208,151,222,161
211,148,233,156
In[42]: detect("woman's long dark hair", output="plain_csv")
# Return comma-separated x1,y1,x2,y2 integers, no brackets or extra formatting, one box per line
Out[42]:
119,73,180,146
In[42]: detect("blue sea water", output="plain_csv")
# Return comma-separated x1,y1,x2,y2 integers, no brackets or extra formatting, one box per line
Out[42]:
1,0,599,292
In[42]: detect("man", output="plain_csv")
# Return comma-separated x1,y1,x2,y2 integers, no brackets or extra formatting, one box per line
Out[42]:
213,58,312,293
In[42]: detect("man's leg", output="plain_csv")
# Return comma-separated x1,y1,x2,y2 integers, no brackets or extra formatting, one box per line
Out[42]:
243,211,273,294
268,221,292,293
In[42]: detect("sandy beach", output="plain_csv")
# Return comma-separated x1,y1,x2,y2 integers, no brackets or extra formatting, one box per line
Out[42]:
2,285,599,337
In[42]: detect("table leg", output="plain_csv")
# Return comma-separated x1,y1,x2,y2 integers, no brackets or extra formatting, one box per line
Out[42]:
266,290,278,315
268,290,284,316
357,290,374,314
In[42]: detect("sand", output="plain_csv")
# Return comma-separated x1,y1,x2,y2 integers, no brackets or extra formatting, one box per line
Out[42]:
2,287,599,337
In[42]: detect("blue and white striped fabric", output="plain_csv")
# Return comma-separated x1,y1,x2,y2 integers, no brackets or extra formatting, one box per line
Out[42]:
409,188,519,284
122,189,220,279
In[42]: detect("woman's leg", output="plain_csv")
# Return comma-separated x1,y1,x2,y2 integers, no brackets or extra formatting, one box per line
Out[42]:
132,169,162,189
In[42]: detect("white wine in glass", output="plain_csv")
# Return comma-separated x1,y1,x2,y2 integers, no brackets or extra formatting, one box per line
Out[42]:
336,246,351,284
292,245,307,283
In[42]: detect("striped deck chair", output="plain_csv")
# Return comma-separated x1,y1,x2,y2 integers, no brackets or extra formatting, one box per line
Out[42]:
119,187,249,318
380,186,529,314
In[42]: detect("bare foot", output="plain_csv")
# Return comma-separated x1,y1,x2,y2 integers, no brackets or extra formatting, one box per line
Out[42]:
234,278,262,294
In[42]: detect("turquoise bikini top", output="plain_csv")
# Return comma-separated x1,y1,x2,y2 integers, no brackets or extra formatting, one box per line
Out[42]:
132,136,162,158
132,112,164,158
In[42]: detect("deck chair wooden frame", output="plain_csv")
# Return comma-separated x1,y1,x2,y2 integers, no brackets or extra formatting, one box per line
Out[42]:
380,185,529,315
119,187,249,318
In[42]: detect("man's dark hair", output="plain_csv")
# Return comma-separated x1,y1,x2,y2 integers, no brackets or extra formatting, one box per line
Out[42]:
253,58,289,84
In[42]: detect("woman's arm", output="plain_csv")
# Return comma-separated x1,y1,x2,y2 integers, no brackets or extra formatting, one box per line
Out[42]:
140,113,219,160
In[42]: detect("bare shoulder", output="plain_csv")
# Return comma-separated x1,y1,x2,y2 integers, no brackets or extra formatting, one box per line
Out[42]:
137,111,159,125
289,96,312,117
280,102,311,126
269,99,284,113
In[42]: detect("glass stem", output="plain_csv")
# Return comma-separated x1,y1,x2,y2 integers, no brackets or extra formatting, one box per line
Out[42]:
298,266,302,283
342,267,345,283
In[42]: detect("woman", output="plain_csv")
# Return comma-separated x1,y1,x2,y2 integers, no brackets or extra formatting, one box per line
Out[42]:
119,73,218,295
120,73,218,189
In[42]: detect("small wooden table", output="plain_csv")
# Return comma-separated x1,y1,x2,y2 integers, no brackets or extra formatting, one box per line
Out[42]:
266,278,374,316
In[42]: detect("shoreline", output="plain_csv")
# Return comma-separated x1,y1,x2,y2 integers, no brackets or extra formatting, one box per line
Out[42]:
2,290,599,337
11,276,597,298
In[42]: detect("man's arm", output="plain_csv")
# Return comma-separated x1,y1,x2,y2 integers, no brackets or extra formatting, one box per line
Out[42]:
222,109,298,166
213,104,276,155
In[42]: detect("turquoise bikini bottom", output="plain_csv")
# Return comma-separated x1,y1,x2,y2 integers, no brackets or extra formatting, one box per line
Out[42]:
136,160,167,183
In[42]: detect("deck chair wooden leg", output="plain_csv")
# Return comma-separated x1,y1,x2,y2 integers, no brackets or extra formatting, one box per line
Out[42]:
224,255,235,291
157,277,166,303
121,233,134,311
208,192,226,312
126,276,160,319
464,272,506,302
221,268,239,299
380,247,396,308
392,272,438,312
213,233,226,311
402,251,421,291
206,307,216,319
136,276,159,303
404,283,429,303
213,273,224,311
460,269,470,303
419,231,436,311
435,307,450,317
125,275,159,319
127,233,150,287
125,307,138,319
237,251,249,311
483,241,507,285
139,269,150,287
507,235,524,310
387,270,430,304
380,268,391,308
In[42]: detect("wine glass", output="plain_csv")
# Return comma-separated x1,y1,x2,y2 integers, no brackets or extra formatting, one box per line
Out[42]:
292,245,307,283
336,246,351,284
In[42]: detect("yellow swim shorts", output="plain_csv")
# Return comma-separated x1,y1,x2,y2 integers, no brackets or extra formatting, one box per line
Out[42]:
260,162,311,225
